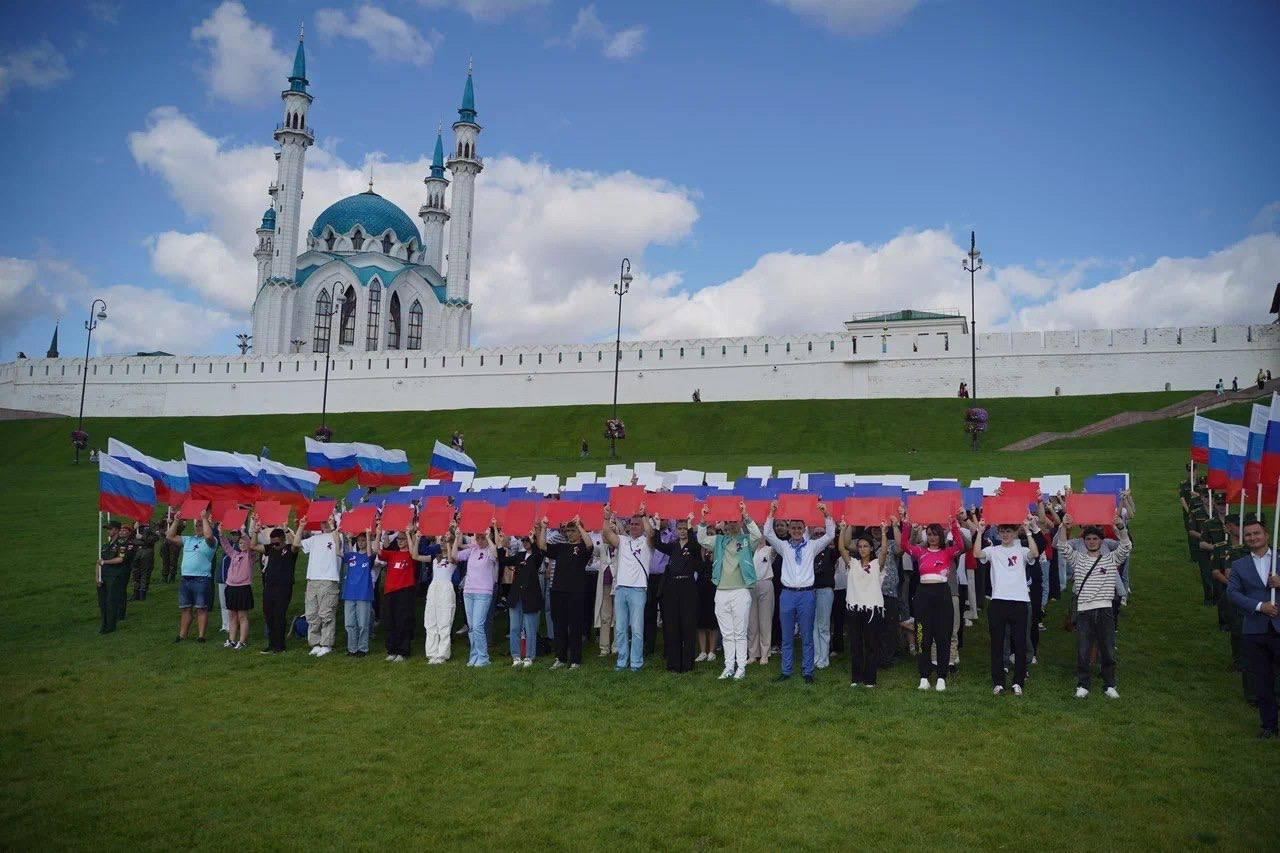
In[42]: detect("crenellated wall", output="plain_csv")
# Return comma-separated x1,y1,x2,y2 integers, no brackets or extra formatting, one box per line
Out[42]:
2,324,1276,418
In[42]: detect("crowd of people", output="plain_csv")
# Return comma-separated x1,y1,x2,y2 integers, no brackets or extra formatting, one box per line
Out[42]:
1180,469,1280,738
95,483,1178,703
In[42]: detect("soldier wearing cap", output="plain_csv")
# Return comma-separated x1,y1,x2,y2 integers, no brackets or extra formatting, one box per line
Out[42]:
1212,513,1258,705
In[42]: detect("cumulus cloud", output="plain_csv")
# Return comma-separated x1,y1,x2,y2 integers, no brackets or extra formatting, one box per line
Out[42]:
1250,200,1280,234
0,254,236,354
767,0,920,36
191,1,290,105
418,0,549,22
315,5,443,66
555,5,647,60
0,41,72,103
124,108,1275,354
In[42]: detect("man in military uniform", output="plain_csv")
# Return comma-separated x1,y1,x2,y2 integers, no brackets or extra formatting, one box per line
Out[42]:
97,522,128,634
1211,514,1260,706
160,512,183,583
1188,494,1216,606
113,523,139,622
131,520,160,601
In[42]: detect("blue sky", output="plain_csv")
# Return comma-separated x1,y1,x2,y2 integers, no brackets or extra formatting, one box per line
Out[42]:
1,0,1277,355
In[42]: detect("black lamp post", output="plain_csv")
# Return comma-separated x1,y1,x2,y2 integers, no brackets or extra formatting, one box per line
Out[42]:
236,333,252,355
610,257,633,459
75,298,108,464
319,296,345,428
963,231,983,399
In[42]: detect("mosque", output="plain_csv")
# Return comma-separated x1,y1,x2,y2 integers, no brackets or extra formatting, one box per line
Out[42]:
250,33,479,356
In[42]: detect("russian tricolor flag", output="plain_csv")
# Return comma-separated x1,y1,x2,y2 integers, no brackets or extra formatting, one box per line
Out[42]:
184,443,261,503
257,458,320,508
107,438,189,504
428,440,476,481
305,437,359,483
1204,419,1248,494
353,442,413,487
1191,415,1210,464
99,454,156,522
1263,392,1280,492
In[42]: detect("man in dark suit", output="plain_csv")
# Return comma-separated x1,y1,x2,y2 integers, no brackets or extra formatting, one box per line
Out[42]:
1226,519,1280,738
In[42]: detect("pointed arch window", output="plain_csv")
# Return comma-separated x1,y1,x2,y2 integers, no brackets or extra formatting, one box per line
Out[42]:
366,281,381,351
381,233,394,254
405,241,415,261
323,228,336,251
313,288,332,353
407,300,423,350
351,228,364,251
339,285,357,346
387,293,401,349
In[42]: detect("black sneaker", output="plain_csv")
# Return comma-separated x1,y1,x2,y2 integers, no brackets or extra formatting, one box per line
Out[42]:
196,636,207,644
260,647,273,655
773,673,791,682
173,635,183,643
1259,728,1278,740
803,674,815,684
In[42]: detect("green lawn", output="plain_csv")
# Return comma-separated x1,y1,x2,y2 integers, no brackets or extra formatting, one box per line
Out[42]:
0,391,1271,851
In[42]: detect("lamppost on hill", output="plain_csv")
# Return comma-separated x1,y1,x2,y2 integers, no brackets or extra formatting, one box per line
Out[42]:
610,257,633,458
74,298,108,465
236,333,252,355
962,231,983,399
318,295,346,430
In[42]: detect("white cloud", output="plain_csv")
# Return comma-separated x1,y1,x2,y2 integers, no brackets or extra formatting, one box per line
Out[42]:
86,1,121,24
0,41,72,103
125,108,1275,354
418,0,549,22
0,257,43,340
768,0,920,36
556,5,647,61
1250,200,1280,234
316,5,443,67
191,1,290,105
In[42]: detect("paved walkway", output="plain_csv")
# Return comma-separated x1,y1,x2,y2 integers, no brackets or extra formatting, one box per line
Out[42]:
0,408,64,420
1000,381,1277,451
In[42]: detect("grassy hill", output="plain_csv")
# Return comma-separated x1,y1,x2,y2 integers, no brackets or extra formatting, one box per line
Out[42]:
0,391,1270,850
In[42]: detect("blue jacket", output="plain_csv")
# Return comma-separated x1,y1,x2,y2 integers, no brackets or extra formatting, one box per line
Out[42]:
1226,551,1280,635
697,520,762,587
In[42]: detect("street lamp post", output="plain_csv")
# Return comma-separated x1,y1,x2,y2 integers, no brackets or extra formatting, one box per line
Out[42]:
610,258,633,459
319,297,345,429
75,298,108,464
962,231,983,400
236,333,253,355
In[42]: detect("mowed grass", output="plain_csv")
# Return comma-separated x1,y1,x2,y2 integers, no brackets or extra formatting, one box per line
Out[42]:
0,392,1272,851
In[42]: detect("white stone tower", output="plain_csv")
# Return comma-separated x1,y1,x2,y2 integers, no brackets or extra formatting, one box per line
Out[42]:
254,207,275,288
268,27,313,282
446,63,482,345
419,125,449,272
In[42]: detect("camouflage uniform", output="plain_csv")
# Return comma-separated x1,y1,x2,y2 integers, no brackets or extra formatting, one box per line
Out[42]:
113,536,138,621
98,540,127,633
160,533,182,583
131,523,160,599
1189,505,1216,604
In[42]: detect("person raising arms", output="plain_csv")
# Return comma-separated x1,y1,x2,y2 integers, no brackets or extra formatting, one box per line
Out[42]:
898,508,966,691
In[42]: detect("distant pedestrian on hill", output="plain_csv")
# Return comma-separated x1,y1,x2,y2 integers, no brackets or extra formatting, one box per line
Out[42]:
1258,369,1267,390
1215,378,1225,395
1232,377,1238,392
957,382,969,398
580,438,589,459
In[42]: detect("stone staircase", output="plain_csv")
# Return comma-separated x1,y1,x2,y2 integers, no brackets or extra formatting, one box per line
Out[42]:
999,381,1278,451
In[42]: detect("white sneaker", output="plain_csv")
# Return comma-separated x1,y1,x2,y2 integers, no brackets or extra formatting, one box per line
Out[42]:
392,655,405,663
318,646,333,657
707,652,716,662
1012,684,1023,696
223,639,234,648
694,652,707,662
455,627,468,635
1104,686,1120,699
718,667,734,680
598,649,609,657
734,667,746,680
964,618,974,628
309,646,321,656
863,684,873,689
918,678,930,690
1075,686,1089,699
935,678,946,692
551,660,565,669
1031,655,1038,665
384,653,396,662
522,658,534,668
993,685,1004,696
569,663,580,670
512,658,522,667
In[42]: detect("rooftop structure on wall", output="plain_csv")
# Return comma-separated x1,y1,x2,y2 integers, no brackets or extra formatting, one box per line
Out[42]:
250,32,479,357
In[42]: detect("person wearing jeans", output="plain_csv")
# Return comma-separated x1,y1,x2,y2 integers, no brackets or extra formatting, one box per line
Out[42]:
763,503,835,683
340,530,375,656
602,507,655,671
1056,513,1132,699
457,523,500,667
498,524,544,667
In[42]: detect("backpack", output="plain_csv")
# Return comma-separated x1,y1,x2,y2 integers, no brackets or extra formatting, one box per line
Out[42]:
292,615,308,639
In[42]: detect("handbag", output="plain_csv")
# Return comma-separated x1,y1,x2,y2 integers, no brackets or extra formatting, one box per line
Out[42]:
1063,554,1104,632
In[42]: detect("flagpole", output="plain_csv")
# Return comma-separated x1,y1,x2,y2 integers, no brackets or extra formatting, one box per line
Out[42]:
1239,488,1245,545
1272,476,1278,606
1208,489,1213,519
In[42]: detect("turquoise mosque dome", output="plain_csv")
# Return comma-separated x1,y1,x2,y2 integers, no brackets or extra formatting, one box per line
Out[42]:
310,190,421,245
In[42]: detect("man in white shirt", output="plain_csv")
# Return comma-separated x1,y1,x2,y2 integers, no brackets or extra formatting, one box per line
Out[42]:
763,502,835,683
974,517,1040,696
602,506,655,671
300,520,342,656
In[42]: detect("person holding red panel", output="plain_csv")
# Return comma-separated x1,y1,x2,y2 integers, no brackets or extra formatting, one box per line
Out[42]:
339,526,376,657
166,507,218,645
456,517,501,667
837,521,891,687
218,517,257,650
378,526,418,662
601,502,656,672
538,513,595,669
413,522,458,664
762,500,835,684
698,500,764,681
249,520,302,654
1056,510,1132,699
972,514,1040,696
899,507,966,691
653,513,706,672
497,518,545,668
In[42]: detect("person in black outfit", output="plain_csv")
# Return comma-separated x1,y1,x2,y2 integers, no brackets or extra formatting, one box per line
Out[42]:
654,515,705,672
539,515,595,668
498,527,545,665
769,519,787,653
254,524,301,653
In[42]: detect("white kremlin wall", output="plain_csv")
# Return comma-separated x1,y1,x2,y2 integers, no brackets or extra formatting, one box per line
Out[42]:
1,324,1276,418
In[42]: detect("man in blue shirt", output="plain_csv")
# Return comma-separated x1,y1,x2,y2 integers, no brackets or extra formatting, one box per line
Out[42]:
166,508,217,643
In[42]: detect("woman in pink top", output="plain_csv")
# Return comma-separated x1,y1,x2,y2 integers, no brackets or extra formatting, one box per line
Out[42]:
219,521,257,650
899,515,965,691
